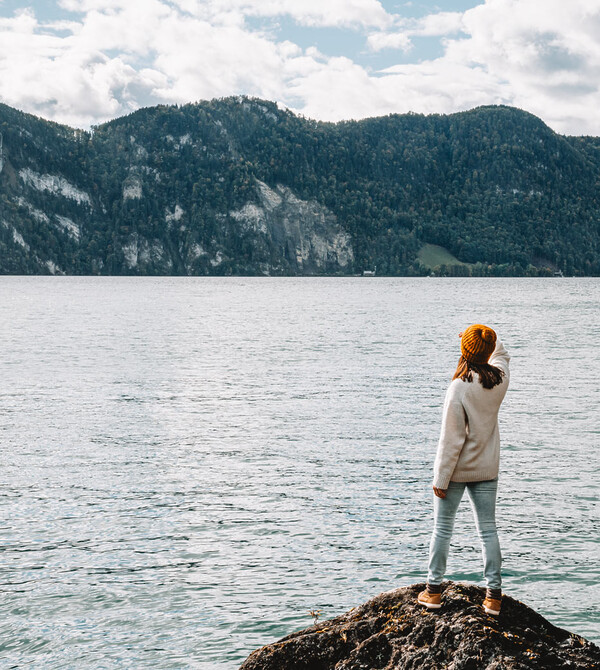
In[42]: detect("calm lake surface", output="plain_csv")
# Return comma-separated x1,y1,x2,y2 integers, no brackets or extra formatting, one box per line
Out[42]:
1,277,598,668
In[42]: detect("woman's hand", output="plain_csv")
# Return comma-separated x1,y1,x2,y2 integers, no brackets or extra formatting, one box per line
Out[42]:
458,332,463,338
433,487,447,499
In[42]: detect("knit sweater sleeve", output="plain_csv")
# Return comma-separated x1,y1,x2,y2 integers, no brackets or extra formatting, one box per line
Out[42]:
489,338,510,375
433,384,467,489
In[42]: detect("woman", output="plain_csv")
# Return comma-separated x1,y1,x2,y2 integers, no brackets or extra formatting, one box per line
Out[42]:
418,324,510,616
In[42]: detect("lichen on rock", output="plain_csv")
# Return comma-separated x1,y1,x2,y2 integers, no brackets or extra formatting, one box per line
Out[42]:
239,582,600,670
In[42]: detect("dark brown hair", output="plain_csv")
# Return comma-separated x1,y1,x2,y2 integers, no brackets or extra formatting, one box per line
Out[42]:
453,356,505,389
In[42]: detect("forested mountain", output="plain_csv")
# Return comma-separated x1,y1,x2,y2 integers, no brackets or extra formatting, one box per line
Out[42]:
1,97,599,275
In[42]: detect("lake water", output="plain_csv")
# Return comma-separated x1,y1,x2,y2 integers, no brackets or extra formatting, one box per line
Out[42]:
0,277,598,668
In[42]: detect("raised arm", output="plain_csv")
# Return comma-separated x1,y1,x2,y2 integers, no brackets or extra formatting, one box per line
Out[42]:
488,338,510,376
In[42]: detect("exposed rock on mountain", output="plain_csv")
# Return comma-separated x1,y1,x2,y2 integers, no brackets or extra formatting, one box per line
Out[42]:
230,180,353,274
240,582,600,670
1,97,600,275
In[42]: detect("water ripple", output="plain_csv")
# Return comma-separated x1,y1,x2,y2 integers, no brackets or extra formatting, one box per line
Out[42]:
0,277,598,668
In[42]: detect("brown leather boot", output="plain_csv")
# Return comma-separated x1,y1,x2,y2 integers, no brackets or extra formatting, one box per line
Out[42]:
417,589,442,609
483,595,502,615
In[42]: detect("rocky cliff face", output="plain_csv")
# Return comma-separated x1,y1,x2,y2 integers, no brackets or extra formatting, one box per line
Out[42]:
1,155,352,276
240,582,600,670
0,100,356,275
230,180,353,274
2,97,600,275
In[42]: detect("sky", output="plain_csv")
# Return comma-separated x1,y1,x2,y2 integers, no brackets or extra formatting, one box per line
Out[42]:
1,0,599,134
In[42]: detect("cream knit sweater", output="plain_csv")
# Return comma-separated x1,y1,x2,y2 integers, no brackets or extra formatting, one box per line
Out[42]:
433,339,510,489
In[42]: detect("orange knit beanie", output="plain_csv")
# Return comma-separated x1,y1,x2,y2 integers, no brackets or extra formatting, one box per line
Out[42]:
461,324,496,364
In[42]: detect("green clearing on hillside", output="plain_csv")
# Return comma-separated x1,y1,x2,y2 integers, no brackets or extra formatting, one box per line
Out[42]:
417,244,470,269
2,99,600,275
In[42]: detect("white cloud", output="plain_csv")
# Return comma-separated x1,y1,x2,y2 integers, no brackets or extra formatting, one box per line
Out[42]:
442,0,600,133
368,11,464,52
416,11,464,37
173,0,393,29
288,56,388,121
61,0,393,28
0,0,394,127
379,58,512,112
367,30,413,52
150,18,295,103
368,0,600,134
0,7,153,126
1,0,600,134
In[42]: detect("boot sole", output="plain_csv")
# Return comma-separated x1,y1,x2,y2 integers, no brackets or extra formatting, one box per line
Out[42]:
418,599,442,609
483,606,500,616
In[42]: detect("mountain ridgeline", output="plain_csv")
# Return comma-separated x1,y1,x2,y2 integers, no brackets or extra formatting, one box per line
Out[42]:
1,97,600,276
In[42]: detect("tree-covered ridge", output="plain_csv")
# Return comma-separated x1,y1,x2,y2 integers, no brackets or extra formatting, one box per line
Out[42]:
1,97,599,275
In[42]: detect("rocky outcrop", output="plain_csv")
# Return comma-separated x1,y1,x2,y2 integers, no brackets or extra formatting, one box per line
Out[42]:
18,167,92,206
122,174,142,200
121,233,173,272
4,97,600,275
230,180,354,274
240,582,600,670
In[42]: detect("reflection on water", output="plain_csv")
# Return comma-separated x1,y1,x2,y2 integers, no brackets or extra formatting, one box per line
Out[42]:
0,277,598,668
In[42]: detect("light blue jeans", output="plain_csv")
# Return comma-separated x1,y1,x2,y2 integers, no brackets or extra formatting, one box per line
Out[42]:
427,478,502,590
